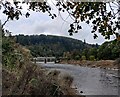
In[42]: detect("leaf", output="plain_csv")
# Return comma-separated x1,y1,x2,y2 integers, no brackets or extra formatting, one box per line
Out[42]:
77,25,82,30
58,8,62,11
93,34,98,39
84,6,89,12
75,31,78,33
49,7,51,10
68,29,73,32
53,14,57,17
110,21,113,25
81,16,84,21
92,20,96,24
67,7,69,11
25,12,30,18
91,30,95,33
56,3,59,6
108,11,111,16
93,26,97,31
62,4,66,9
51,16,54,19
70,24,74,27
14,2,18,6
86,20,89,24
69,32,73,36
3,10,8,14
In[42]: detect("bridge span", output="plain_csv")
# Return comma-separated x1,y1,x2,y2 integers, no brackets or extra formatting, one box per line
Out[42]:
32,57,57,63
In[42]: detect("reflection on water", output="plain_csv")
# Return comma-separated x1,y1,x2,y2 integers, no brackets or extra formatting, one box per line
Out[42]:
37,63,119,95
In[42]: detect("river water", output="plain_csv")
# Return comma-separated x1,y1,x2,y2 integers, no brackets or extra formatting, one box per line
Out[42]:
37,62,119,96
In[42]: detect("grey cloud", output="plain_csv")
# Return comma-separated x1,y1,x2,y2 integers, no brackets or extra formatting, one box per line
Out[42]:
1,7,114,45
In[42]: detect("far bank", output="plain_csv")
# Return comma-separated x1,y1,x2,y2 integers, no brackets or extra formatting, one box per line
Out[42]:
59,59,120,70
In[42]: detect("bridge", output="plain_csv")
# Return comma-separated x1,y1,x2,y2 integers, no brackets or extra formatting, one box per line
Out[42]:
32,57,57,63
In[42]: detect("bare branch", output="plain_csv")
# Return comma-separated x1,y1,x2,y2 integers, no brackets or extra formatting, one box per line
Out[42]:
2,17,9,28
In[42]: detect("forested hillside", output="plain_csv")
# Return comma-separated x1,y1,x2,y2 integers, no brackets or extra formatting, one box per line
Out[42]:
15,34,97,57
15,34,120,60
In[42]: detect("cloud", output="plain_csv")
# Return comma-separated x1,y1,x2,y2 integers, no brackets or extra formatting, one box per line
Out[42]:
2,12,109,45
0,2,115,45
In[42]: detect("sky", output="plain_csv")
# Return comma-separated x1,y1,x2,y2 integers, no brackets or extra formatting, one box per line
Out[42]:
0,1,116,45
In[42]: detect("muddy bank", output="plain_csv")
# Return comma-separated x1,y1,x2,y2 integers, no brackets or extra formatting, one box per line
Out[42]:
60,60,118,69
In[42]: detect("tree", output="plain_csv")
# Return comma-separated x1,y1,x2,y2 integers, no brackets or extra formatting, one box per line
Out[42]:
0,1,120,39
97,40,120,60
88,48,98,59
81,48,89,59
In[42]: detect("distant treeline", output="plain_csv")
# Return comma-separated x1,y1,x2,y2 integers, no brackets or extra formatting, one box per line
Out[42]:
15,34,96,57
15,34,120,60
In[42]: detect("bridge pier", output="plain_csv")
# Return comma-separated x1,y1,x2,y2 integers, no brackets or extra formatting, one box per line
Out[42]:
44,58,47,63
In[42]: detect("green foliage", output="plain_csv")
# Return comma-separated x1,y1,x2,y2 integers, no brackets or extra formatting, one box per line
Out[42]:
88,48,97,59
16,34,94,58
2,36,16,69
97,40,120,60
2,37,13,54
82,40,120,60
2,35,27,70
75,55,80,60
89,55,95,61
81,49,89,59
63,52,71,60
15,34,120,60
81,55,86,60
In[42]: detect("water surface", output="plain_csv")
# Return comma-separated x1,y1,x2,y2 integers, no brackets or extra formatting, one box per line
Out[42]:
37,62,119,95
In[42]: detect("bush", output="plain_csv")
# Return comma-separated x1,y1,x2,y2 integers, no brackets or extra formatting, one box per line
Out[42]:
81,55,86,60
74,55,80,60
89,55,95,61
58,73,73,88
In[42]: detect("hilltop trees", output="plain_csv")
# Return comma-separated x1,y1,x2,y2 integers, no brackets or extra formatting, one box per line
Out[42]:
0,1,120,39
15,34,120,60
81,40,120,60
97,40,120,60
15,34,93,58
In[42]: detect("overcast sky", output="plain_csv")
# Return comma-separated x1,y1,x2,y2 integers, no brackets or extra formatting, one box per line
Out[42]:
0,1,116,45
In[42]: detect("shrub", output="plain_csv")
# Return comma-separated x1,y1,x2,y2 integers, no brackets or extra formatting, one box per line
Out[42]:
89,55,95,61
75,55,80,60
59,73,73,88
81,55,86,60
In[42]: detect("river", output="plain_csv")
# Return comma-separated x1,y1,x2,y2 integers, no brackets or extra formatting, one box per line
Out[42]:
37,62,119,96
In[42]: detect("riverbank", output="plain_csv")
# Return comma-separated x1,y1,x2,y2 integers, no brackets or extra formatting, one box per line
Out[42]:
60,60,119,70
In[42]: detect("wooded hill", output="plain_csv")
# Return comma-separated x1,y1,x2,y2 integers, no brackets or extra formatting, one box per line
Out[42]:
15,34,98,58
15,34,120,60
